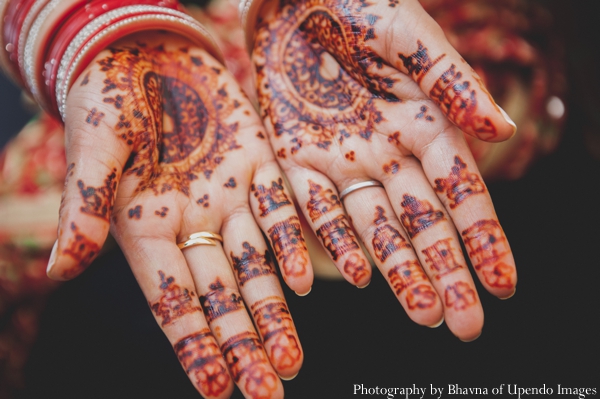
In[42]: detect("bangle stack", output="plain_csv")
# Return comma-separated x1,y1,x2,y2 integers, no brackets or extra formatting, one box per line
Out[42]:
238,0,264,54
0,0,223,120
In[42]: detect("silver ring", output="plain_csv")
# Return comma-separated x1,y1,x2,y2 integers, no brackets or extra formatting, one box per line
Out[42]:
339,180,383,201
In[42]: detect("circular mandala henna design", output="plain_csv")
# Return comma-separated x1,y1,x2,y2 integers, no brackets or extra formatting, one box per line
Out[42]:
98,45,240,195
254,0,398,153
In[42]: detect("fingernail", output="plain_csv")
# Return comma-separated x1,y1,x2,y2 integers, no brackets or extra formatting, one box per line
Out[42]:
459,331,482,343
357,280,371,289
295,287,312,297
47,240,58,275
498,105,517,136
280,371,299,381
499,287,516,300
428,316,445,328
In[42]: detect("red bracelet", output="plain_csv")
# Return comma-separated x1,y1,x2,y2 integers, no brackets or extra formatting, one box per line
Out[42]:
22,0,87,107
54,6,223,120
239,0,266,54
38,0,179,114
1,0,41,84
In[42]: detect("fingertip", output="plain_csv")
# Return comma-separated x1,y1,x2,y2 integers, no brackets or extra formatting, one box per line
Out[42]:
295,286,312,296
407,299,444,328
280,371,299,381
285,267,314,297
498,106,517,137
459,330,482,343
428,315,445,329
357,279,371,289
46,240,59,276
499,287,516,300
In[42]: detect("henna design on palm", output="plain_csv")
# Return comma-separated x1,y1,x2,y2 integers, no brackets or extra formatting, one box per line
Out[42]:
97,45,241,196
254,0,398,153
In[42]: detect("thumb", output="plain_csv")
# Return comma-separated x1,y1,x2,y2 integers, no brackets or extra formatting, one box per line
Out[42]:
47,83,130,280
378,0,517,141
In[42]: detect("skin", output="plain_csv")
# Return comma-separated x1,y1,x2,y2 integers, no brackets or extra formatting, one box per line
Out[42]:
47,33,310,398
253,0,517,340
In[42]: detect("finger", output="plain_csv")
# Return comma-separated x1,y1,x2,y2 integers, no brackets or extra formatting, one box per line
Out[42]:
374,0,517,141
47,75,132,280
383,157,484,341
341,185,444,327
182,231,284,399
419,128,517,299
116,235,234,399
249,161,314,295
284,168,372,287
224,211,303,380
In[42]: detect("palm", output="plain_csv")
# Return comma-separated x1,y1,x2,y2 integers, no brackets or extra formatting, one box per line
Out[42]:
50,33,310,399
253,0,518,341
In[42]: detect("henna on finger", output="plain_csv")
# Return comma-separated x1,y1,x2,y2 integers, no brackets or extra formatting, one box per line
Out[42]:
343,253,370,284
434,156,486,209
388,260,437,310
231,242,277,286
421,238,464,280
221,331,279,398
398,40,445,84
251,296,301,371
251,178,292,217
430,64,497,139
60,222,101,279
268,216,308,277
200,279,244,323
149,271,201,327
400,194,446,238
372,206,411,263
462,219,514,289
316,215,359,261
174,329,231,398
306,180,341,222
445,281,477,311
77,168,118,221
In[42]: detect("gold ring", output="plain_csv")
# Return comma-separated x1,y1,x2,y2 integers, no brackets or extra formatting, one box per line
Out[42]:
177,231,223,250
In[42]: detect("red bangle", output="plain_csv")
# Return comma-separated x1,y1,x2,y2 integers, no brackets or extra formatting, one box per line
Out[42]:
22,0,88,108
54,6,223,120
239,0,266,54
1,0,40,84
40,0,179,114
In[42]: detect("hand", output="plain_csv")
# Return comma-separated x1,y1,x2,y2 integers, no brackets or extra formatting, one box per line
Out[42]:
46,32,312,398
252,0,517,340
